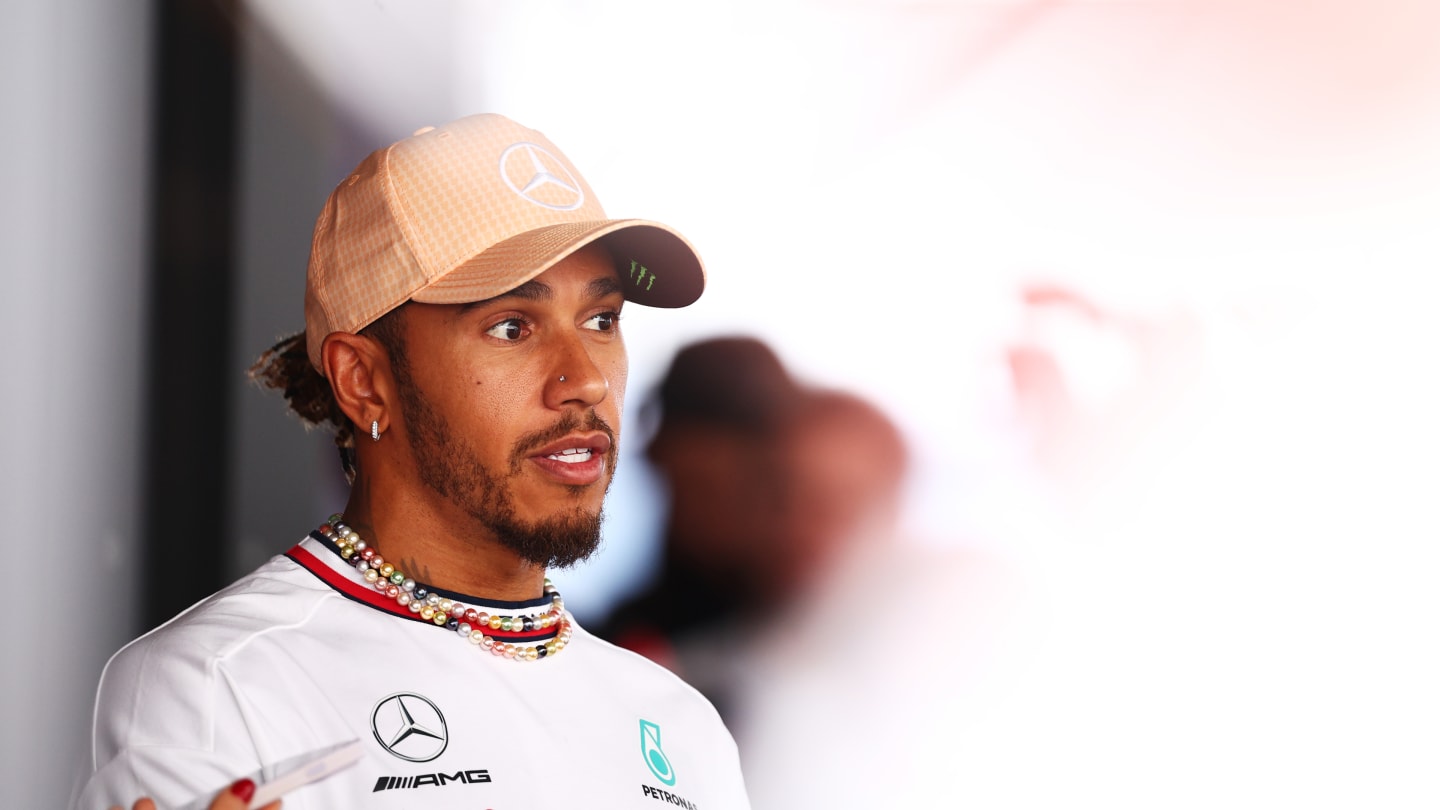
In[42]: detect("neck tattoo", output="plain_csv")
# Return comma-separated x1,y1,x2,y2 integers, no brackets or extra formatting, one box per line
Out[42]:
317,515,574,662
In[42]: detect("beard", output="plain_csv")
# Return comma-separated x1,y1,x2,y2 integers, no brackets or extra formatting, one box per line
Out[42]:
396,381,617,570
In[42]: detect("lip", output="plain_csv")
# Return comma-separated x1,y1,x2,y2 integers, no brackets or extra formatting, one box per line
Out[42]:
527,432,612,486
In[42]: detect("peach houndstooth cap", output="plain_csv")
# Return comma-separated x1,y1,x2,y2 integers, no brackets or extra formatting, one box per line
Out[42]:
303,113,705,373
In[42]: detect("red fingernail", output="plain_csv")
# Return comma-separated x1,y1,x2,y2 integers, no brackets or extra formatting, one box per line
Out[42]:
229,778,256,803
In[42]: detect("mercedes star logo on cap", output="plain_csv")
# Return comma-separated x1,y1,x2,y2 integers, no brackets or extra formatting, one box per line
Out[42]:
499,142,585,211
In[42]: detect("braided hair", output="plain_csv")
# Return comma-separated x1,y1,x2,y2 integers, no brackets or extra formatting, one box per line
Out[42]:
248,307,407,481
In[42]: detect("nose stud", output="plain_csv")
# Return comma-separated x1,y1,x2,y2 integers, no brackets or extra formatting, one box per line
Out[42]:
559,375,566,382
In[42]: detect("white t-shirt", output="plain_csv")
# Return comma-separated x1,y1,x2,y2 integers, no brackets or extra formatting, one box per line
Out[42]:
71,533,751,810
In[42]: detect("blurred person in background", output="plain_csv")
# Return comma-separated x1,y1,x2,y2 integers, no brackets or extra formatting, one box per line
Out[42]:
596,336,805,716
76,113,750,810
595,337,913,735
772,388,910,599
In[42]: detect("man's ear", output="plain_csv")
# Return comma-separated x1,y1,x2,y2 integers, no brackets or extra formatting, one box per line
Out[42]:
322,331,394,437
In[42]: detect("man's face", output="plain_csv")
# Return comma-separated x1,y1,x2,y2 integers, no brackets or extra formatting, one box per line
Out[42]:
390,244,628,568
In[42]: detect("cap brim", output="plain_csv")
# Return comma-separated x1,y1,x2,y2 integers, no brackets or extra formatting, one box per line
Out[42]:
411,219,705,308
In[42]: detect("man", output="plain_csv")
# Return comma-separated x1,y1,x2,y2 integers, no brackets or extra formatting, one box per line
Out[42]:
72,113,750,810
597,339,909,730
596,337,803,681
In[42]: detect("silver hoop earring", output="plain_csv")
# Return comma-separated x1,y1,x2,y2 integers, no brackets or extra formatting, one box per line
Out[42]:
371,420,380,442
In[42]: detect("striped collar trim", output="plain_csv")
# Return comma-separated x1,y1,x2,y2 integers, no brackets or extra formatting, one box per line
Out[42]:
286,534,559,641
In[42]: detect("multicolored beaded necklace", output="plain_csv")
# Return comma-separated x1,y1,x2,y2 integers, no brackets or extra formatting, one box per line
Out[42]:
316,515,574,662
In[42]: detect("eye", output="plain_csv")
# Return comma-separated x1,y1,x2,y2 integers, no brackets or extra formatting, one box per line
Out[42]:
484,318,528,341
583,311,621,333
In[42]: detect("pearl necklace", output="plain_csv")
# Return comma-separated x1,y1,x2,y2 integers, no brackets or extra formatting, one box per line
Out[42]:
317,515,574,662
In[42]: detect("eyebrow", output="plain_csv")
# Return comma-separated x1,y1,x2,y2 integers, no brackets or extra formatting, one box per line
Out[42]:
586,275,624,299
467,279,550,309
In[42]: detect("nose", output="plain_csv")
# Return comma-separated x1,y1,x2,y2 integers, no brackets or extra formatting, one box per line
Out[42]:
544,335,610,411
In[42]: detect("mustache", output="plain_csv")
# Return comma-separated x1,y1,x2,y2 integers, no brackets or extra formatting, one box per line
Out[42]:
510,410,616,462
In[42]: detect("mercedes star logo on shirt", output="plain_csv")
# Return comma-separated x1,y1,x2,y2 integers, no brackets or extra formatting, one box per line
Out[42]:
371,692,449,762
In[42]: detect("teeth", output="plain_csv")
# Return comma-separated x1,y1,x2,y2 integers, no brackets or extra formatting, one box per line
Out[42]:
548,448,592,464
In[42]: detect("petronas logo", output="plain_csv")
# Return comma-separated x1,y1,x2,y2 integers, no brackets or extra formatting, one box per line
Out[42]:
640,719,676,785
